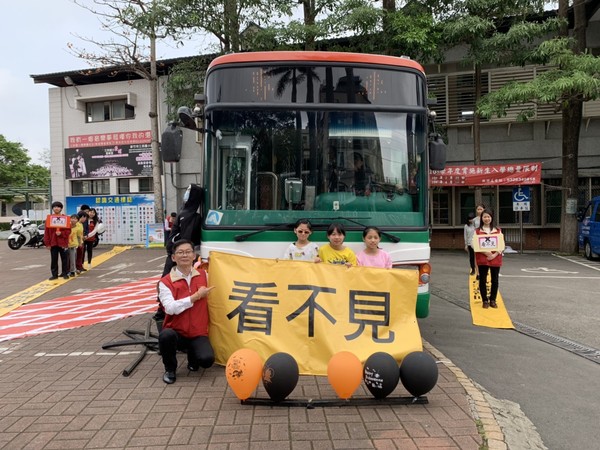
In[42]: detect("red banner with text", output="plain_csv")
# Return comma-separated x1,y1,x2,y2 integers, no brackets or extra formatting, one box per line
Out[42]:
429,162,542,186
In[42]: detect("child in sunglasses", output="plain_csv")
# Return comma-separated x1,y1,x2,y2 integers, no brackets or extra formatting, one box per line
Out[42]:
282,219,320,261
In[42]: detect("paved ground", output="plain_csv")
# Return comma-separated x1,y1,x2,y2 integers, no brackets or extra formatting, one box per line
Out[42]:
0,245,505,449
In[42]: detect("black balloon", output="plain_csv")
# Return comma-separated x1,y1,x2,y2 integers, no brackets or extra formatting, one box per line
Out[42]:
363,352,400,399
399,351,439,397
262,352,299,402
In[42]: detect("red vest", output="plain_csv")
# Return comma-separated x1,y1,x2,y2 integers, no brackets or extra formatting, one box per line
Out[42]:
43,215,71,248
475,228,503,267
161,269,209,338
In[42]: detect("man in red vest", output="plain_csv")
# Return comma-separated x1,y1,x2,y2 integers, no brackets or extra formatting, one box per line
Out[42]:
157,239,215,384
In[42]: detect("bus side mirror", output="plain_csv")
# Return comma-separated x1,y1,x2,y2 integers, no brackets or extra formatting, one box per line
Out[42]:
429,135,447,171
161,124,183,163
576,208,586,222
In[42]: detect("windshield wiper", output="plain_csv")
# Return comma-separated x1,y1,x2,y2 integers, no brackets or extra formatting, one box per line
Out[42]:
234,223,295,242
329,216,401,243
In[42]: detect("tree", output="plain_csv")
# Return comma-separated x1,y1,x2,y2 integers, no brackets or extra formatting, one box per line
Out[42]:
439,0,561,207
0,135,50,202
479,0,596,253
163,0,287,53
69,0,173,224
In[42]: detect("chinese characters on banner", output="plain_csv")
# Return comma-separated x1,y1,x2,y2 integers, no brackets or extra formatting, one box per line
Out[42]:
65,131,153,179
429,162,542,186
68,131,152,148
207,251,423,375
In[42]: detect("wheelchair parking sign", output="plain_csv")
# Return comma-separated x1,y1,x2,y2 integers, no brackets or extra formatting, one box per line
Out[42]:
513,187,531,211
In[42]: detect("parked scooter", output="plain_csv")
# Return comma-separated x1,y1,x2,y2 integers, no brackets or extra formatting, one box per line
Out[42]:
7,218,45,250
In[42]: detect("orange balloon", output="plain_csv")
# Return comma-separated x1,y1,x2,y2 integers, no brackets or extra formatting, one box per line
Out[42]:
226,348,263,400
327,351,363,399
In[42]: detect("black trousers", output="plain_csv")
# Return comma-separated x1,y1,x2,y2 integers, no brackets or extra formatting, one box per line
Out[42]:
82,240,94,264
467,246,476,272
50,246,68,277
158,328,214,372
478,265,500,303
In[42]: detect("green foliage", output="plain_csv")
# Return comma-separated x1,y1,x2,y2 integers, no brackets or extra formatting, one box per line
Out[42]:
0,135,50,201
479,37,600,120
440,0,558,66
388,6,443,61
164,57,210,121
0,135,31,186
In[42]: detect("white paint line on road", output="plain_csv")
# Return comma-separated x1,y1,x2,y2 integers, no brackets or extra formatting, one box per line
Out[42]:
13,265,45,271
521,267,578,274
500,274,600,279
553,253,600,271
35,351,147,357
97,263,135,278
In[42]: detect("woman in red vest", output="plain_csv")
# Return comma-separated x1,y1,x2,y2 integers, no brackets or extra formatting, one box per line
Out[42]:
157,239,215,384
474,209,503,309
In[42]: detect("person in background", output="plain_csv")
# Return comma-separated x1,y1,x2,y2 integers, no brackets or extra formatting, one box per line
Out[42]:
352,152,372,196
75,205,90,272
317,223,357,266
157,239,215,384
67,214,83,277
83,208,101,269
473,203,486,229
44,201,71,280
282,219,319,261
75,210,89,273
356,226,392,269
164,212,176,247
464,212,477,276
475,209,504,309
155,185,205,324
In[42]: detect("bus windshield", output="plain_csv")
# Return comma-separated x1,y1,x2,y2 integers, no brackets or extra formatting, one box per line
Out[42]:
204,62,429,230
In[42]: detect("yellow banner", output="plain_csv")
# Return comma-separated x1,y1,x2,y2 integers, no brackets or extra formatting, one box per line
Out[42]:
207,251,422,375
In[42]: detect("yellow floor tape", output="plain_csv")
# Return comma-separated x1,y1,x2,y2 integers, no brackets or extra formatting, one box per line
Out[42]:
469,273,514,329
0,246,131,318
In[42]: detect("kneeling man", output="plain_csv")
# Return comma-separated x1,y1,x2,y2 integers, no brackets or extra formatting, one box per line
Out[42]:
158,239,215,384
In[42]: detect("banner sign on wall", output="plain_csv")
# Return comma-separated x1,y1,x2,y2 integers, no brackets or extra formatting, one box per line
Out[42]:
430,162,542,186
64,144,153,179
68,131,151,148
207,251,423,375
66,195,155,245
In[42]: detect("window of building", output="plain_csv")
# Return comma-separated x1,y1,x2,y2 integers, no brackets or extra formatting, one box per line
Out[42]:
71,179,110,195
139,178,153,193
592,177,600,200
118,178,153,194
118,179,131,194
545,179,562,224
432,190,450,225
86,99,134,123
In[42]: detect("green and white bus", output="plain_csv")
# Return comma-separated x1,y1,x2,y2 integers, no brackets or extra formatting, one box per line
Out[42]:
163,51,446,317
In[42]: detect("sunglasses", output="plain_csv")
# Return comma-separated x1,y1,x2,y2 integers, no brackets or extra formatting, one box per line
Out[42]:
296,230,311,234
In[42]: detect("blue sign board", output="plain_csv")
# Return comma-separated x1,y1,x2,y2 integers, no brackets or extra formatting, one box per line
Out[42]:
513,187,531,211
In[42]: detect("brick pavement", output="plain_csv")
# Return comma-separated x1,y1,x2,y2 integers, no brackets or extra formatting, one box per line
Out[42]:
0,244,507,449
0,312,506,450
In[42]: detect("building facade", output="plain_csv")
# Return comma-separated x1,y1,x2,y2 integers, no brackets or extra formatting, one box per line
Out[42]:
33,11,600,248
32,63,201,244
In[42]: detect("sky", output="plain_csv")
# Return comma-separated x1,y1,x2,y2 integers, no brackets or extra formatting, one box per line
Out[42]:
0,0,207,164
